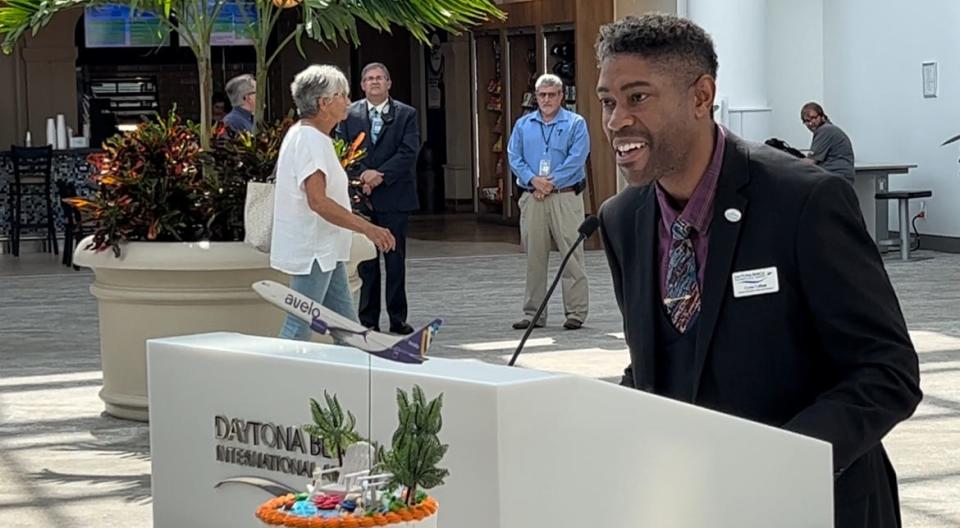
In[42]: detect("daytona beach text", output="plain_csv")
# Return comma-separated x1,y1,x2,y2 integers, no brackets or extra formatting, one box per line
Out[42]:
214,415,327,477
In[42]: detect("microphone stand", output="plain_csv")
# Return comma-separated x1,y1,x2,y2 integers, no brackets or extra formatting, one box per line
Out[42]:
507,231,588,367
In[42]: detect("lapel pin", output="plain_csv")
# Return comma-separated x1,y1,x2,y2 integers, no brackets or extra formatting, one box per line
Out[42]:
724,208,742,223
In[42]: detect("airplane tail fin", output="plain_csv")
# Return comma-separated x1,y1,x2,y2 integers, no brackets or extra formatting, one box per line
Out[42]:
394,319,443,361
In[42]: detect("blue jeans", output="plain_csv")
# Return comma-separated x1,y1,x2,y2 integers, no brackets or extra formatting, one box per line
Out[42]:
279,261,358,341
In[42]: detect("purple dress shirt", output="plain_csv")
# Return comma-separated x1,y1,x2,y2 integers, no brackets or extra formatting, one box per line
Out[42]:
655,125,726,300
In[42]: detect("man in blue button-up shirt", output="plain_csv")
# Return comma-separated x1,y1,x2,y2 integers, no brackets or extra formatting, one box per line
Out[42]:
508,73,591,331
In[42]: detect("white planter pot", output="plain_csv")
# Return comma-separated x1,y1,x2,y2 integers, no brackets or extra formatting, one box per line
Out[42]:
74,237,287,421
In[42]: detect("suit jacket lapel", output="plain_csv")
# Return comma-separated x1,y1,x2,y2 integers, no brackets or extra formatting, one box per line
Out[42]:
692,135,751,399
358,103,374,149
377,99,395,140
631,187,659,391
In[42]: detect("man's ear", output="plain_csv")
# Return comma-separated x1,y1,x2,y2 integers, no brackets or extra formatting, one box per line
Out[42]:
692,75,716,119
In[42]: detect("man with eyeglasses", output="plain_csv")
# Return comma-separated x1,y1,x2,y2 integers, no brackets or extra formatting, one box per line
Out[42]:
507,73,591,331
340,62,421,335
801,102,855,184
223,74,256,133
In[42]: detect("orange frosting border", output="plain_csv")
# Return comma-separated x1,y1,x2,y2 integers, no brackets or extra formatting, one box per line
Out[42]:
256,495,439,528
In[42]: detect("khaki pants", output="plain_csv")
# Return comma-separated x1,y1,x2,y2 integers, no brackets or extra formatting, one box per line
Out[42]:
518,190,589,324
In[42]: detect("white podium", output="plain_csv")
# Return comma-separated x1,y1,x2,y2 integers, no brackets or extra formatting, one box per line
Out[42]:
147,333,833,528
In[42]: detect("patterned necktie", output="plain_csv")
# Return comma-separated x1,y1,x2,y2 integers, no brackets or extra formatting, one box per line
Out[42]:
370,108,384,143
664,218,701,333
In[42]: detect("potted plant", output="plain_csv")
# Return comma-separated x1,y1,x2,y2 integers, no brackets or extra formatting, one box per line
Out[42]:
68,111,290,421
203,115,294,241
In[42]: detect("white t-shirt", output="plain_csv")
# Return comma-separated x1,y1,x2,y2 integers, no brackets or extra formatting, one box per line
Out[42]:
270,122,352,275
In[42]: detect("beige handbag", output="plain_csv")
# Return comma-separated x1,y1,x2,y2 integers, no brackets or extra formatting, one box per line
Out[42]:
347,232,378,307
244,181,275,253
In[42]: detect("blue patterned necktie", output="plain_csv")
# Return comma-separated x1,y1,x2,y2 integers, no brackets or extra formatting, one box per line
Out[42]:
370,108,384,143
664,218,701,333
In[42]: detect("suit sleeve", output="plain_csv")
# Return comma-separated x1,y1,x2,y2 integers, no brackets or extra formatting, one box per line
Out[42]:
599,206,635,388
376,108,420,186
783,176,921,474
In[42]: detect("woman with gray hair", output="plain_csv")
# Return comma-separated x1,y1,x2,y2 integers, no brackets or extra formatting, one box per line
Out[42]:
271,64,395,340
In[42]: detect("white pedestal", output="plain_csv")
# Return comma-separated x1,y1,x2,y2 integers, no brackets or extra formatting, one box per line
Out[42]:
148,333,833,528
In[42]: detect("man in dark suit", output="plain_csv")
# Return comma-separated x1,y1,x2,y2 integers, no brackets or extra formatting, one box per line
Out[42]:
595,15,920,528
340,62,420,334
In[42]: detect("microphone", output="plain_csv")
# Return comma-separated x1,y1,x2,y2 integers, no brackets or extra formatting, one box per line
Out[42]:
508,215,600,367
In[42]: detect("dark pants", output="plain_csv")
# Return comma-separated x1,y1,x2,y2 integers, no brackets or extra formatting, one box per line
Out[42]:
358,212,409,330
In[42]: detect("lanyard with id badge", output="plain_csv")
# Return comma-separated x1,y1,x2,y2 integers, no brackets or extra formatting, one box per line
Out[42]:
539,121,556,180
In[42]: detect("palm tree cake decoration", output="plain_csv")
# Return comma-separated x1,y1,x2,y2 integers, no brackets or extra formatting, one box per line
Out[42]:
255,385,448,527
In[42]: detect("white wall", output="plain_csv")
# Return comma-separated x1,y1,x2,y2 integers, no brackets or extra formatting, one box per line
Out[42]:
822,0,960,237
765,0,823,149
688,0,771,141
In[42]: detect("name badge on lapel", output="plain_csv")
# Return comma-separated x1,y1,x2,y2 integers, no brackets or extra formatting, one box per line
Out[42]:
731,267,779,298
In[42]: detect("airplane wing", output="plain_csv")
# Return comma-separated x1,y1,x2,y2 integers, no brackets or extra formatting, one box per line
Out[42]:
330,329,401,351
334,319,442,364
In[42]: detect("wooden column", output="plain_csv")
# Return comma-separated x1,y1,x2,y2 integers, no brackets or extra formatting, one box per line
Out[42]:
20,9,82,144
0,44,27,148
573,0,615,214
442,34,476,207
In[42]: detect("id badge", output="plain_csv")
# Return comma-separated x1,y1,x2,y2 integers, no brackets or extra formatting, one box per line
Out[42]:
731,267,780,298
538,158,551,177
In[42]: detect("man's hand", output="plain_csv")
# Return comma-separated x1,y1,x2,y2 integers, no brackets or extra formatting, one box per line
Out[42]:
531,176,554,195
360,169,385,188
533,190,547,201
362,223,396,253
362,183,373,195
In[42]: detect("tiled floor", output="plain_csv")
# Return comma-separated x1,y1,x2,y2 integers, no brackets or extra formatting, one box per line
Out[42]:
1,222,958,526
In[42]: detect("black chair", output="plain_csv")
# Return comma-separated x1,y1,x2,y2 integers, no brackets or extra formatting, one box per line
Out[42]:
55,179,91,269
8,146,58,257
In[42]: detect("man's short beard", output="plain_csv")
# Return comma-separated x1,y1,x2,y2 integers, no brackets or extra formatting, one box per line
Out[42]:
624,130,690,187
645,139,688,183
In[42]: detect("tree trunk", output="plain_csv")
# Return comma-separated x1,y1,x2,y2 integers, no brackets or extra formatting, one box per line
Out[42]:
255,50,268,125
407,484,418,507
197,51,214,149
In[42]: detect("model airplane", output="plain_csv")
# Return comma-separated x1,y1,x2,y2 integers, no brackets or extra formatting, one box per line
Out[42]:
252,280,441,364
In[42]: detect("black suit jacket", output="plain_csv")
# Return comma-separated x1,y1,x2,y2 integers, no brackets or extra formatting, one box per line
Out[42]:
340,99,420,213
599,131,921,528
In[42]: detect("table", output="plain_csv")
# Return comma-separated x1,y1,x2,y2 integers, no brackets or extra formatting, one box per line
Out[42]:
853,163,917,242
0,148,100,243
